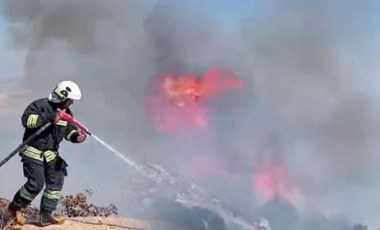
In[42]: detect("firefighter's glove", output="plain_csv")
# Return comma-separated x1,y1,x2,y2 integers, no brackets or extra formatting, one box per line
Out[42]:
75,131,87,143
68,131,86,143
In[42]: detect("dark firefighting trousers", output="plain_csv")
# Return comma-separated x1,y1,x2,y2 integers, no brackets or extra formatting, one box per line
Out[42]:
11,155,68,212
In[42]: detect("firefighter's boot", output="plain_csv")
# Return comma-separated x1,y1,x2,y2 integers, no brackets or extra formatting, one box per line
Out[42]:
7,202,26,225
39,210,65,226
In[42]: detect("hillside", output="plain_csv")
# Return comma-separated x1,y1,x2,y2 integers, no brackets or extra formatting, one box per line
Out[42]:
7,217,186,230
0,195,187,230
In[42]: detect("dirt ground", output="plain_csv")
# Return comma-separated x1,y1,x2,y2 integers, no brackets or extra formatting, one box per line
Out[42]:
7,216,187,230
0,196,187,230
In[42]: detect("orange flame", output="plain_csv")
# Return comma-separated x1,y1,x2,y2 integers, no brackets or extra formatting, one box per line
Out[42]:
253,151,304,206
145,68,242,132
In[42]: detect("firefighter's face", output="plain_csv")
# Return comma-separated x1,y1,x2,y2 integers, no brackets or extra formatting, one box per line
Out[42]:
63,99,74,109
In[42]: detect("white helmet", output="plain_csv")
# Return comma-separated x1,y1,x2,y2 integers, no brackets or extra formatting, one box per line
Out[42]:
48,80,82,103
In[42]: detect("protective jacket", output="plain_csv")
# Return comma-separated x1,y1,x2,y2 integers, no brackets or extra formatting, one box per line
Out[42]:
20,98,81,164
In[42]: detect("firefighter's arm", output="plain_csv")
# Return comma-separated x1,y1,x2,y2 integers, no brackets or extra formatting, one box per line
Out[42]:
21,102,54,129
64,111,86,143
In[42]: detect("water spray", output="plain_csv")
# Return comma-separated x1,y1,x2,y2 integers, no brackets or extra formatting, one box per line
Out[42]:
56,110,260,229
56,109,142,170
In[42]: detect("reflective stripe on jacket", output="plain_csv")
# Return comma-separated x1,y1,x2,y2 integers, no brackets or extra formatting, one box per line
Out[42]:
21,145,58,163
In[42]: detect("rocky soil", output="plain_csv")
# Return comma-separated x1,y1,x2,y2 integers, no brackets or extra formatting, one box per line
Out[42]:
0,194,187,230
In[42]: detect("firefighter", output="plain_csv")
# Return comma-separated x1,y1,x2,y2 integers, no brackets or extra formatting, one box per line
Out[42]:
8,81,87,226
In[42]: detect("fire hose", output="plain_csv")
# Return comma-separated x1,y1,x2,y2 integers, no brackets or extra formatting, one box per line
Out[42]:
0,109,91,168
0,122,52,167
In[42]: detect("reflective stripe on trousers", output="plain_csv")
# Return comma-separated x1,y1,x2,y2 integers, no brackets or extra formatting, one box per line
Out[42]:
43,190,61,200
21,145,57,163
19,185,37,201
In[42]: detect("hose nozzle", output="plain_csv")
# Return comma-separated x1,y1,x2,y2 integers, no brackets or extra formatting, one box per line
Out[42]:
57,109,91,135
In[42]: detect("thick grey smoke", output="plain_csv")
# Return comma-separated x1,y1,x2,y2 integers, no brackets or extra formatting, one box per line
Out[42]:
1,0,380,228
239,0,380,226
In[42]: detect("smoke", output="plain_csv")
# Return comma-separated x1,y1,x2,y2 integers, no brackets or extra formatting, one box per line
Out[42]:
239,0,380,226
1,0,380,228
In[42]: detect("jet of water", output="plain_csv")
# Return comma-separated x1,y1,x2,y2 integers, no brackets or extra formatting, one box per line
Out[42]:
90,133,257,230
91,134,142,171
